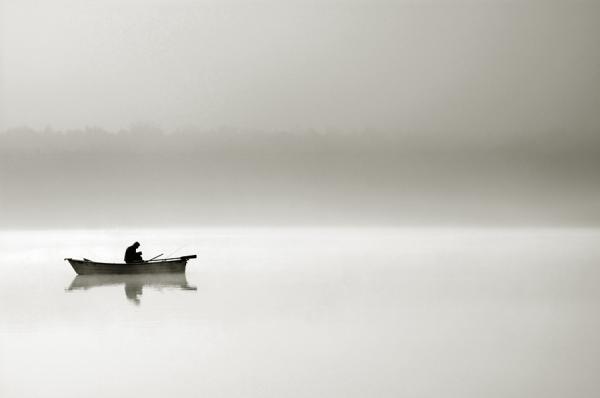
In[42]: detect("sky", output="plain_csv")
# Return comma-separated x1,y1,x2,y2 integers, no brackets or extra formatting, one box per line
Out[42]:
1,0,599,133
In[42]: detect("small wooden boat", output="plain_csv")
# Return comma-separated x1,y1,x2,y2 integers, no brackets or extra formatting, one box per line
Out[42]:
65,255,197,275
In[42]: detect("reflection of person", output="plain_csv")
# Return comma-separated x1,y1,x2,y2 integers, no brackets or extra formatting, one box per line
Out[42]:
124,283,143,305
124,242,143,263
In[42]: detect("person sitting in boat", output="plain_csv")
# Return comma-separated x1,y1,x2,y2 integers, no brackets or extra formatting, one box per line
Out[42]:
124,242,143,263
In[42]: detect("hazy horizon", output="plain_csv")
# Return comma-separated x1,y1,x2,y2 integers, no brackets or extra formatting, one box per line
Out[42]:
1,126,598,228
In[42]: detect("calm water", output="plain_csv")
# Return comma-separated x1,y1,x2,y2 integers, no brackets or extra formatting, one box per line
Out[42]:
1,227,599,397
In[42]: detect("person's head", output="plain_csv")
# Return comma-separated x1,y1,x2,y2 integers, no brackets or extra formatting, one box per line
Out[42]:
133,241,140,248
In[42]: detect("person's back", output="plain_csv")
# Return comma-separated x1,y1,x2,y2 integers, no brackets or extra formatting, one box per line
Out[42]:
124,242,143,263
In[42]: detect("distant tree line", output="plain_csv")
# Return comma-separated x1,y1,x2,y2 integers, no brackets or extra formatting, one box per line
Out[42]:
1,126,599,158
1,126,599,227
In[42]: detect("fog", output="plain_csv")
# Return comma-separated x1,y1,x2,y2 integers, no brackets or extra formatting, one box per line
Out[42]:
1,127,599,227
2,1,600,132
3,6,600,398
1,0,599,227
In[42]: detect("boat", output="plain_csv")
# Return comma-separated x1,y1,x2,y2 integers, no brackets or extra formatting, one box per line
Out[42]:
64,255,197,275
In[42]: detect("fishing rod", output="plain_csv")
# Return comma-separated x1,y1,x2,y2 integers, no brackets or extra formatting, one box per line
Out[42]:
165,244,190,258
146,255,197,262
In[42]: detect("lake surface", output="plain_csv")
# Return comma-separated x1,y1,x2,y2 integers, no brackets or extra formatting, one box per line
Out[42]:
1,227,599,397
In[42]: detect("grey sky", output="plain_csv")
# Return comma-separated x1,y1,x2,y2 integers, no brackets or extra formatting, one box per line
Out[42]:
1,0,599,132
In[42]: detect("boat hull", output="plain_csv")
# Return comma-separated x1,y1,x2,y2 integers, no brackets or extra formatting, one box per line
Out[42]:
66,258,188,275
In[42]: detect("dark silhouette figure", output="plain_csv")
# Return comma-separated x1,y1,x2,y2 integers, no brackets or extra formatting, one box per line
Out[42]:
124,242,143,263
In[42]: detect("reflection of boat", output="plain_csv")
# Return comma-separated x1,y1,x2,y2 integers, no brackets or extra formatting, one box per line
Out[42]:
66,273,197,305
65,255,197,275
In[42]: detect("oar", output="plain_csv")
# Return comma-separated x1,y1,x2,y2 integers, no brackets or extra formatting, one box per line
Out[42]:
148,253,164,261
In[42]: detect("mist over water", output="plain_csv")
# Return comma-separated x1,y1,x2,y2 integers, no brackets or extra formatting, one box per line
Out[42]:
1,227,600,397
2,1,600,396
